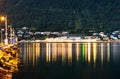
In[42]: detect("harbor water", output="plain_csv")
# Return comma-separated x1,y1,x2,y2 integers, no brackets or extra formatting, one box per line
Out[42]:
13,42,120,79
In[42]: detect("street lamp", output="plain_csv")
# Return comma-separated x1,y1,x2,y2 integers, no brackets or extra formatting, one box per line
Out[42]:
0,15,8,45
0,16,6,21
0,29,4,46
8,25,13,44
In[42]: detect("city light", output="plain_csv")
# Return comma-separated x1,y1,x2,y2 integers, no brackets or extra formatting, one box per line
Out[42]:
0,15,8,45
0,16,6,21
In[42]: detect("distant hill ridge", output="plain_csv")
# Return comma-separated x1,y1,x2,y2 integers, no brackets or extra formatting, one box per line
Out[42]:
0,0,120,33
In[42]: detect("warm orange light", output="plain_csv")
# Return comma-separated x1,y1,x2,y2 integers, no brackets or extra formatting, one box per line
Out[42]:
0,16,6,21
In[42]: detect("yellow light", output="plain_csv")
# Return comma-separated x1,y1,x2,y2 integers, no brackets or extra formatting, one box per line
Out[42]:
76,43,80,62
62,43,66,64
68,43,72,64
52,43,57,62
88,43,91,63
93,43,97,68
0,16,6,21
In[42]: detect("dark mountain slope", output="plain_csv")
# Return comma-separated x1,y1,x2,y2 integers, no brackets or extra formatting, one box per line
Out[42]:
0,0,120,33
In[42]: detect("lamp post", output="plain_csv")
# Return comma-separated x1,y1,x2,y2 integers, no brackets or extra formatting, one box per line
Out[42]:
0,29,4,46
0,15,8,45
0,30,2,43
8,25,13,44
5,15,8,45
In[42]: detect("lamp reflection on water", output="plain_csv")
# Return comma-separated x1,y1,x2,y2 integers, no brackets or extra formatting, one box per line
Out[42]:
35,43,40,66
52,43,57,62
82,43,85,61
21,42,119,69
85,43,88,62
112,43,119,63
46,43,51,63
62,43,66,64
76,43,80,62
88,43,91,63
68,43,72,64
58,43,62,56
107,43,110,63
93,43,97,68
101,43,104,65
23,43,40,68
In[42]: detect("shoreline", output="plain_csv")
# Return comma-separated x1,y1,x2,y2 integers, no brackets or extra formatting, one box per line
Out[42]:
18,40,120,43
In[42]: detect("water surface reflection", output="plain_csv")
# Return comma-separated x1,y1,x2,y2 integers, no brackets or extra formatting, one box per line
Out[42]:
14,42,120,79
20,42,120,67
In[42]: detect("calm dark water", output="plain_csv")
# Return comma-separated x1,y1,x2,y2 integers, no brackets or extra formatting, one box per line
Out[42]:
13,42,120,79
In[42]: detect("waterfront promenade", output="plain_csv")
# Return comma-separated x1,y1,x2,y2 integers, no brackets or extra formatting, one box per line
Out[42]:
18,39,120,43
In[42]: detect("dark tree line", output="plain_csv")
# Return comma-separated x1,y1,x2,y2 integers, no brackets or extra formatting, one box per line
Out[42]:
0,0,120,34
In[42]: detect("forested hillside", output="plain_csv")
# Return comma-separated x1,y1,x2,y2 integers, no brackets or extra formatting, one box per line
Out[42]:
0,0,120,33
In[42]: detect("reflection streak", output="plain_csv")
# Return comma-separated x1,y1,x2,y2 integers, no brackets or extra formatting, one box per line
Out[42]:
76,43,80,62
23,43,41,68
68,43,72,64
82,43,85,60
93,43,97,67
101,43,103,65
62,43,66,64
107,43,110,62
93,43,97,63
85,43,88,62
88,43,91,63
21,42,120,69
52,43,57,62
46,43,51,63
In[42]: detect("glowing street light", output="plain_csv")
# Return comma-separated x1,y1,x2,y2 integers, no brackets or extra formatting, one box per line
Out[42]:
0,15,8,45
0,16,6,21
